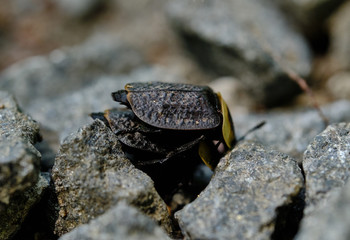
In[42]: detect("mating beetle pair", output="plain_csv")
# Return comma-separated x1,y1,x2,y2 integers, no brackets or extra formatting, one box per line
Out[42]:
92,82,236,170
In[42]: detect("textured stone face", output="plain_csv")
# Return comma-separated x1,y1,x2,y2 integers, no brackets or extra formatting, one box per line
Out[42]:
59,201,171,240
175,141,304,240
235,100,350,162
303,123,350,211
0,91,46,239
296,180,350,240
166,0,312,106
52,120,173,236
0,91,41,144
0,91,42,204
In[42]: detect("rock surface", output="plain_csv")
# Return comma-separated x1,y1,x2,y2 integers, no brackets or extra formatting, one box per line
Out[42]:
166,0,311,106
296,180,350,240
0,91,46,239
59,201,170,240
26,67,180,141
235,100,350,162
303,122,350,213
175,141,304,240
0,175,49,240
52,119,174,236
0,34,144,108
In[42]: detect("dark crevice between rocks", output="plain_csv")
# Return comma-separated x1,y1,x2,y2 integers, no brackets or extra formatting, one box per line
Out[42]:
270,163,306,240
125,144,212,239
12,174,59,240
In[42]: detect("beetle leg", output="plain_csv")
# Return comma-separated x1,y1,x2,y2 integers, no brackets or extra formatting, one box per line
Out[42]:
114,128,162,135
164,135,205,160
134,135,205,165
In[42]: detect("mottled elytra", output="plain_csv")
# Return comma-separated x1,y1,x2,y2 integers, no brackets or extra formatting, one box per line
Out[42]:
93,82,236,170
112,82,222,130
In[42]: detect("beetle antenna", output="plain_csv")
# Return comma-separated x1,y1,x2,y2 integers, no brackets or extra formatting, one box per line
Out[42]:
237,121,266,142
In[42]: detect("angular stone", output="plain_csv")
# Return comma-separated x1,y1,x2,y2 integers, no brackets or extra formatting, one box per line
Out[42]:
59,201,170,240
0,91,41,144
166,0,311,106
52,120,173,236
0,91,42,204
296,180,350,240
175,141,304,240
0,91,44,238
235,100,350,162
303,123,350,212
0,137,41,204
0,174,49,239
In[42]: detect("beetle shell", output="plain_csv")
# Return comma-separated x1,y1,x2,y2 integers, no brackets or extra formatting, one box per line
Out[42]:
113,82,221,130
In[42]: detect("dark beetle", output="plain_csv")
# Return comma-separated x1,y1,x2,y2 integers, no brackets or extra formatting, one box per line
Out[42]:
92,82,236,170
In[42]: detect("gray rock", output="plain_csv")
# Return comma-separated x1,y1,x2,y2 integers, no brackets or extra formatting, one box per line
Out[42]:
52,120,173,236
303,122,350,212
0,33,144,108
0,91,42,204
0,137,41,204
235,100,350,162
175,141,304,240
166,0,311,106
0,91,41,144
0,91,45,238
27,67,182,142
296,180,350,240
0,174,49,239
59,201,170,240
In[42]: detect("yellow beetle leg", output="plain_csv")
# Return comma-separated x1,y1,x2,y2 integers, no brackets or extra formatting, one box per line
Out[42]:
198,141,216,170
217,92,236,149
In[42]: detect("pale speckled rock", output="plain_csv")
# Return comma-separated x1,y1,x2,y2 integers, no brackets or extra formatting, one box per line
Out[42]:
0,91,41,144
296,180,350,240
166,0,311,106
0,91,42,204
175,141,304,240
52,120,173,236
0,137,41,205
0,175,49,240
303,123,350,212
0,34,144,108
0,91,44,239
235,100,350,163
59,201,170,240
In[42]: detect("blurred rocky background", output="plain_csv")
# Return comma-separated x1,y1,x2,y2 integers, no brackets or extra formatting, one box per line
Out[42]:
1,0,350,239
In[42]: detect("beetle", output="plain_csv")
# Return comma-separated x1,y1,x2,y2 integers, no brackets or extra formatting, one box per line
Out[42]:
92,82,236,170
